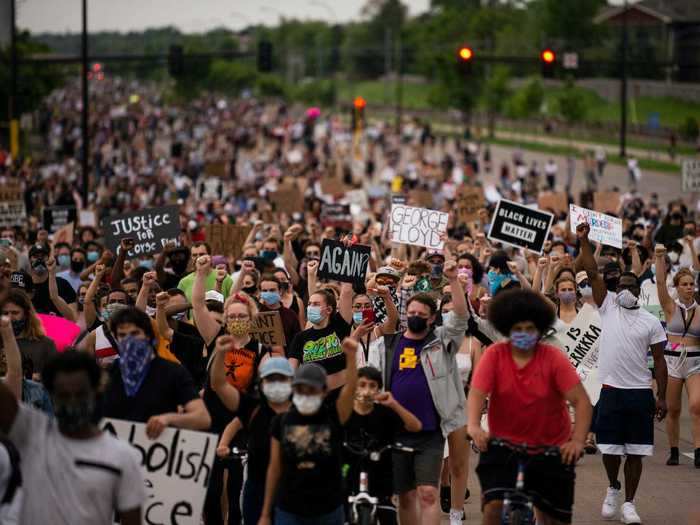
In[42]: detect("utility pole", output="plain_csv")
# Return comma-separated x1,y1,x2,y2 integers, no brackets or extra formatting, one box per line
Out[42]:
9,0,19,160
395,34,403,135
619,0,628,158
81,0,89,204
384,28,392,105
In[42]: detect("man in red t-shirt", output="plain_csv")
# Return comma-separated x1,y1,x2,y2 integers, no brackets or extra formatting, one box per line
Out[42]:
467,289,592,525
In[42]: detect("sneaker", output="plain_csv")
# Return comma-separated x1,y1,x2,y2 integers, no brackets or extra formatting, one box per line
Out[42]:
621,501,641,524
448,509,464,525
601,487,621,520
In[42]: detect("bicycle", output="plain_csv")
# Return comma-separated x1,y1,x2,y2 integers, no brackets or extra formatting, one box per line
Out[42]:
485,438,564,525
343,441,415,525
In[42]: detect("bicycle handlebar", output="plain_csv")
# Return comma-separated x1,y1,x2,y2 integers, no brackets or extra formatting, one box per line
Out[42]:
488,438,561,456
343,441,416,458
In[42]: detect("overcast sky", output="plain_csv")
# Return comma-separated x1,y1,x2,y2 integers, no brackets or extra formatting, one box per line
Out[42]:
16,0,432,33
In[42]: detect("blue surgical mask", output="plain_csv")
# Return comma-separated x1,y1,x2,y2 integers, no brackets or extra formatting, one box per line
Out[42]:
261,291,281,305
488,270,507,296
352,311,364,325
57,254,70,268
261,250,278,261
510,331,539,351
441,311,454,326
307,306,325,325
139,259,154,269
87,251,99,263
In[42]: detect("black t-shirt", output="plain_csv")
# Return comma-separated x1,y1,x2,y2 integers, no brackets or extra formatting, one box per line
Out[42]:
102,357,199,423
170,325,207,388
343,405,403,498
31,276,77,315
237,397,286,483
288,312,351,375
271,402,344,516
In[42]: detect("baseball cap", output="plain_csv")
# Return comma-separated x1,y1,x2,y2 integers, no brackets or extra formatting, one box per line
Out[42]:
205,290,224,303
259,357,294,379
425,250,445,261
575,271,589,285
28,243,49,258
292,363,327,390
376,266,401,281
10,271,34,294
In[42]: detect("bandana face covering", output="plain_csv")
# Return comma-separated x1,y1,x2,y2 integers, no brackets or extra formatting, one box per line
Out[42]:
118,336,154,397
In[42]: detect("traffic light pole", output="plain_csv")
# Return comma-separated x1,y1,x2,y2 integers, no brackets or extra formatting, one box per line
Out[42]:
619,0,628,158
81,0,89,204
9,0,19,160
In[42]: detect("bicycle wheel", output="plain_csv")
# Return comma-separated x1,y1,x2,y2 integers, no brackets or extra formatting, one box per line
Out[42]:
356,504,374,525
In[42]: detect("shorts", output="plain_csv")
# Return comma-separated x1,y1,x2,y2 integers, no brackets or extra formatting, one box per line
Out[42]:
476,443,575,524
595,387,655,456
392,431,445,494
665,345,700,380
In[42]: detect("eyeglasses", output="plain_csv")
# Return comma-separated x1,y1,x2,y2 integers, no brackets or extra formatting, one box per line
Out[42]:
226,314,250,321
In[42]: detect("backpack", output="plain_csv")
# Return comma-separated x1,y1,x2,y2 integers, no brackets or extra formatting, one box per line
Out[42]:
0,436,21,506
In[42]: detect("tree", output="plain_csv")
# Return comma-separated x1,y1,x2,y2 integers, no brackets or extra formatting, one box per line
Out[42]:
505,77,544,118
207,61,258,95
535,0,605,49
557,78,587,125
482,66,511,136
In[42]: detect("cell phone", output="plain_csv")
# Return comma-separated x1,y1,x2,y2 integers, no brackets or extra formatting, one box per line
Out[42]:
362,309,375,324
0,238,11,247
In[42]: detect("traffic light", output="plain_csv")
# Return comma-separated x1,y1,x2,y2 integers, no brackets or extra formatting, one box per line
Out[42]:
457,46,474,76
168,45,184,77
351,97,366,132
540,48,556,78
257,41,273,73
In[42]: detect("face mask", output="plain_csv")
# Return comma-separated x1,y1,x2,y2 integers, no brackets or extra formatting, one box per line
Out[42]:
604,275,619,292
70,260,85,273
31,259,47,275
558,291,577,304
579,285,593,297
261,291,281,305
118,336,154,397
227,319,251,337
261,250,278,261
262,381,292,404
11,319,26,336
615,289,639,309
171,259,188,274
172,311,186,322
669,252,680,264
352,311,364,325
488,271,507,296
441,311,454,326
293,393,323,415
307,306,325,325
57,255,70,268
139,259,154,270
407,315,428,333
53,397,96,434
510,331,539,351
101,302,127,322
242,285,257,296
86,251,99,263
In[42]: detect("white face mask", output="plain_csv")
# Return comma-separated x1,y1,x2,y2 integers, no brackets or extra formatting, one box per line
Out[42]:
669,252,680,264
262,381,292,404
579,285,593,297
292,393,323,415
616,289,639,309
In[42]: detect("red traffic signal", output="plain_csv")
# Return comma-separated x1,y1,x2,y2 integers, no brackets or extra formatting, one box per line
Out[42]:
353,96,366,110
458,47,474,61
541,49,556,64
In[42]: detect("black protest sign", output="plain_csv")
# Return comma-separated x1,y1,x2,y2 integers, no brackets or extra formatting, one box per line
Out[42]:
487,199,554,254
320,204,352,229
102,205,181,259
0,182,26,227
317,239,371,284
43,206,77,234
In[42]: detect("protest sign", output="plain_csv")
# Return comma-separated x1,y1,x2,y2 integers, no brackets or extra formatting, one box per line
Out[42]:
537,192,568,215
682,159,700,192
205,223,252,260
196,178,226,202
52,222,74,246
317,239,371,284
0,182,26,227
456,186,485,223
102,205,181,259
320,204,352,229
270,181,304,214
78,209,97,227
487,199,553,254
569,204,623,249
390,204,449,250
102,418,216,525
320,160,349,195
250,311,286,347
204,160,227,178
42,206,77,234
593,191,620,214
391,194,407,206
408,189,434,208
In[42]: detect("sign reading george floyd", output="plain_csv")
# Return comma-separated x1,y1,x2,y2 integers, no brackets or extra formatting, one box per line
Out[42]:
102,418,217,525
390,204,449,250
102,205,181,259
317,238,371,284
487,199,554,254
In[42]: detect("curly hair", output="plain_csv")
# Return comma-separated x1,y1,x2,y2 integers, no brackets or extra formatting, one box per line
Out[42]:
673,267,695,288
488,289,555,336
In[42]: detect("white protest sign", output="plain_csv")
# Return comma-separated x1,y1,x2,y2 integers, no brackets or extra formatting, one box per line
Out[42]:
390,204,449,250
682,159,700,192
569,204,623,249
102,418,217,525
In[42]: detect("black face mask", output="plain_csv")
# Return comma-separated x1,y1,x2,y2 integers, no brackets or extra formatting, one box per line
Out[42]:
31,259,47,275
11,319,26,336
407,315,428,333
70,260,85,273
242,285,257,296
171,259,188,274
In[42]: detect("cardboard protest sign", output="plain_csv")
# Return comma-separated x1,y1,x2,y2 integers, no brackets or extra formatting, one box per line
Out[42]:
102,206,181,259
317,239,371,284
196,178,226,202
205,223,252,260
42,206,77,234
569,204,623,249
487,199,554,254
204,160,227,178
0,182,26,227
78,209,97,227
408,189,434,208
682,159,700,192
270,181,304,214
102,418,216,525
390,204,449,250
250,311,286,347
456,186,485,223
320,160,349,195
537,192,568,215
593,191,620,214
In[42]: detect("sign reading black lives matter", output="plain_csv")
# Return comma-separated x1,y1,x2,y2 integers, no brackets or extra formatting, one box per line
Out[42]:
43,206,77,234
318,239,371,284
102,205,181,258
488,199,554,254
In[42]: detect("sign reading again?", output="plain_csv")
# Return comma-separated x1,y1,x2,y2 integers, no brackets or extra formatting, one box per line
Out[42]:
102,205,181,258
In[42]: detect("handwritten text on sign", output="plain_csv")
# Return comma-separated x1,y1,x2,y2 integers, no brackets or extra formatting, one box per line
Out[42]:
318,239,371,284
682,159,700,192
102,205,181,258
250,311,287,347
390,205,449,250
569,204,623,249
102,418,217,525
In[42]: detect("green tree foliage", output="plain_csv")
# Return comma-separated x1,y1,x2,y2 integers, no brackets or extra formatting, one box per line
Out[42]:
534,0,605,48
293,79,336,107
679,116,699,141
505,77,544,118
207,60,258,95
482,66,511,135
556,78,587,124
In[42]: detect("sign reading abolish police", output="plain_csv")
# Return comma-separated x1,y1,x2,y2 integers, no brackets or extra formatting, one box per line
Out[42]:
102,418,217,525
682,159,700,191
102,205,181,259
390,204,449,250
487,199,553,254
318,238,371,284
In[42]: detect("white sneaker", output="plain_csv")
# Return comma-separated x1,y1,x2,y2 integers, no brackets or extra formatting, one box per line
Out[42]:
601,487,621,520
448,509,464,525
621,501,641,524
